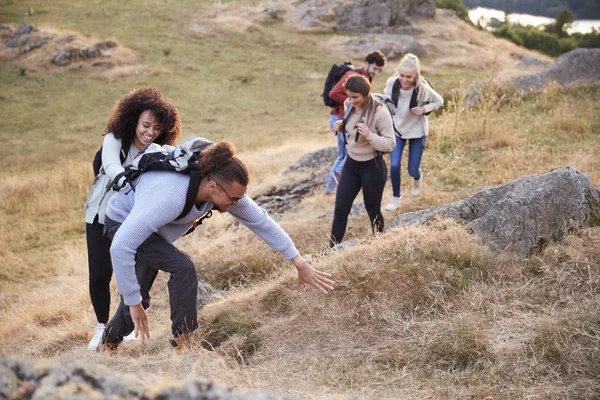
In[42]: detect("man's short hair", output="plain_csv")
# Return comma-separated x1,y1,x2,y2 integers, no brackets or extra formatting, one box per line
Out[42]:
364,50,386,67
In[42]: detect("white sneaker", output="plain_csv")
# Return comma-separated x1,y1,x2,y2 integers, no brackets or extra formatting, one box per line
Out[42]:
123,331,137,344
412,173,423,197
385,196,402,211
88,323,106,351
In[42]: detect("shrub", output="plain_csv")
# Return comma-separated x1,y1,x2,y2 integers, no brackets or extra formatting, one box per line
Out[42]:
436,0,472,24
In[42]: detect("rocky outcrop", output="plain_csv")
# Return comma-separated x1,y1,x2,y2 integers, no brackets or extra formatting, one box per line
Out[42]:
4,22,48,55
292,0,435,32
337,0,435,33
342,34,427,59
0,354,296,400
388,167,600,256
52,40,117,66
1,22,140,77
516,48,600,92
254,147,337,214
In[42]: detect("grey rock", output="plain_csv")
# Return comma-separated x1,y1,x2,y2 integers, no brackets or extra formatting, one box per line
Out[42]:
52,41,118,66
338,0,435,33
197,280,227,309
342,34,426,59
292,0,435,32
255,147,336,214
388,167,600,255
6,22,33,48
326,201,366,217
510,52,550,68
516,48,600,92
19,36,48,54
52,48,72,66
285,146,337,173
2,353,299,400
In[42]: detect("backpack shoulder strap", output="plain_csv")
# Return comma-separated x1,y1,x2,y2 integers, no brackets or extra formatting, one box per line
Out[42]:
120,141,130,164
177,169,202,220
392,78,400,105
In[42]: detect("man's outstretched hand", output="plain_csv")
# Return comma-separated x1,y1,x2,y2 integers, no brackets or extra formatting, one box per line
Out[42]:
130,303,150,341
291,255,335,294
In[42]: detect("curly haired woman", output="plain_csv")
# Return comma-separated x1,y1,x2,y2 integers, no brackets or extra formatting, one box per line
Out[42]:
84,88,181,350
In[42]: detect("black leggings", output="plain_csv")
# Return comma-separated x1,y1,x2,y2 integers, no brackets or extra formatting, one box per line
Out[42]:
86,215,113,324
330,155,387,247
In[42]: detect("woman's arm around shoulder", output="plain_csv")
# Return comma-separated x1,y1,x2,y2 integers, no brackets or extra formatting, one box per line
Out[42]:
101,132,126,180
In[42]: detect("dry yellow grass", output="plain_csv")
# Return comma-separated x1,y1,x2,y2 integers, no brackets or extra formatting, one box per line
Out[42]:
1,0,600,398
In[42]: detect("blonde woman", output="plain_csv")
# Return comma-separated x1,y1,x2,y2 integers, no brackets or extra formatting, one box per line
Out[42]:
383,54,443,212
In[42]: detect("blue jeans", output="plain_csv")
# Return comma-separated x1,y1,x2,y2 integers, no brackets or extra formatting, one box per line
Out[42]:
389,136,426,198
325,114,346,194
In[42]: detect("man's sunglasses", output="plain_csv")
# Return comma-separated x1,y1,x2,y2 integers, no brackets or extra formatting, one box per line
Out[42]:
214,181,243,206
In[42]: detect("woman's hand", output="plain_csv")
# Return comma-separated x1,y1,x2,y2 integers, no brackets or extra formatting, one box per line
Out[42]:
291,255,334,294
355,122,371,139
411,106,426,115
333,120,344,132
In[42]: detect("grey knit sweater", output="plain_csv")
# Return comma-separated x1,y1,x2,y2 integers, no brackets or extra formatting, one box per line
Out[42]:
106,171,299,306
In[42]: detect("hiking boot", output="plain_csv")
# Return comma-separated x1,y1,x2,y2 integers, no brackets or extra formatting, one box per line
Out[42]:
87,323,106,351
170,332,195,351
385,196,402,212
101,341,120,351
412,173,423,197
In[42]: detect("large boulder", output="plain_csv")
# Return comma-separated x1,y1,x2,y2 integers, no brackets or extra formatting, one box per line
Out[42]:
388,167,600,256
338,0,436,33
0,353,297,400
516,48,600,92
292,0,435,32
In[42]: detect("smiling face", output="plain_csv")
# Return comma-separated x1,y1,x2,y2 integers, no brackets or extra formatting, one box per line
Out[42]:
133,110,162,150
398,66,418,90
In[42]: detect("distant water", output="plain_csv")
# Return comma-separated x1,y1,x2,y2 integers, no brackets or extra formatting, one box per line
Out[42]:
468,7,600,34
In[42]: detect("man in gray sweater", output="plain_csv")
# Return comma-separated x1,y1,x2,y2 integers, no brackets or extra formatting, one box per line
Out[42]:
101,141,334,349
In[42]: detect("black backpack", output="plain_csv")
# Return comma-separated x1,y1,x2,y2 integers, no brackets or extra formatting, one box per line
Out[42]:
321,62,358,107
102,137,215,235
391,78,435,116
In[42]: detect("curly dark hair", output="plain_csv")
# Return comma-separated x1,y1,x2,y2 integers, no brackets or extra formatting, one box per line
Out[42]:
364,50,386,67
105,88,181,149
199,141,250,186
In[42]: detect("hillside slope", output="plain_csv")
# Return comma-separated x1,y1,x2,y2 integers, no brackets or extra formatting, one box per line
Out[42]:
1,0,599,399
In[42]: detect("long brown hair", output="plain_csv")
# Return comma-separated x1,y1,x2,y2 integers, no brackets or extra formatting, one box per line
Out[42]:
344,75,382,125
197,141,249,186
105,88,181,150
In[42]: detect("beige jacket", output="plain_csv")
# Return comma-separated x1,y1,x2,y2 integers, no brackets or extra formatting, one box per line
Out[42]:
344,104,396,161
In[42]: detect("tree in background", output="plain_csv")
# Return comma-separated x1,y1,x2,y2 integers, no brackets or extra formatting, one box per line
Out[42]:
545,8,575,37
436,0,472,23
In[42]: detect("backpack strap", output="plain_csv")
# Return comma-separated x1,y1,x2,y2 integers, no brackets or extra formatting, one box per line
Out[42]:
178,168,214,236
182,210,212,237
392,78,400,105
340,103,355,146
177,169,202,220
